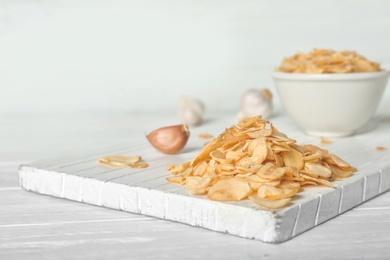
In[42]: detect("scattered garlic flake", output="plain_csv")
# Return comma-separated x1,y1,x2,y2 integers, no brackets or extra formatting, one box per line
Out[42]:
321,138,333,145
376,146,388,151
99,155,148,168
198,133,214,139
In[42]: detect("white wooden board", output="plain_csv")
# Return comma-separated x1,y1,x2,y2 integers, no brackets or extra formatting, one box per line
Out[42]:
18,116,390,243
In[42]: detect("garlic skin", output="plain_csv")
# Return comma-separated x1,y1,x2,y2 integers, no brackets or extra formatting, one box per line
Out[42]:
178,96,205,126
238,88,273,120
146,124,190,154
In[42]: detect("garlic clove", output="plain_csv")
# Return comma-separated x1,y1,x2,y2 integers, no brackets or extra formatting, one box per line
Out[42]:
178,96,205,126
261,88,273,101
238,88,273,119
181,107,203,126
146,124,190,154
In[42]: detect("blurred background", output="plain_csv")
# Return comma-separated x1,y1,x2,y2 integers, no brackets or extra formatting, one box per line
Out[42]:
1,0,390,116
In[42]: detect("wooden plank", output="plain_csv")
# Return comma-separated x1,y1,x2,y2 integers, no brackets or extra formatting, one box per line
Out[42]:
17,115,390,243
2,189,390,259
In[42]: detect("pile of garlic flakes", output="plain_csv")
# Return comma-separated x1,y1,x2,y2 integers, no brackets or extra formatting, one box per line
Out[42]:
277,48,380,74
166,116,356,209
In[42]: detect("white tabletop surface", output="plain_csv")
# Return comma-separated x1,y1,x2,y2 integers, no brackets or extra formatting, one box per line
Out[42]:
1,110,390,259
2,1,390,258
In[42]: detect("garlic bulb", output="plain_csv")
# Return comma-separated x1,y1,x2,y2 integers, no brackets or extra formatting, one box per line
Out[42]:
238,88,273,120
178,96,205,126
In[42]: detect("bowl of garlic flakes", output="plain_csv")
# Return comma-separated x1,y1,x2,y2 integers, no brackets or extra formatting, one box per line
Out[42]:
272,49,389,137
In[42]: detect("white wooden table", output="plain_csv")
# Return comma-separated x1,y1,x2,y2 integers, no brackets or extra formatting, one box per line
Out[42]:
1,111,390,259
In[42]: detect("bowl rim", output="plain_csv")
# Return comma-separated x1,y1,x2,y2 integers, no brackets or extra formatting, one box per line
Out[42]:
272,70,390,81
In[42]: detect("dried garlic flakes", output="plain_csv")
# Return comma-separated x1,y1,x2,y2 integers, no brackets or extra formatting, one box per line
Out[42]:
198,133,214,139
321,137,333,145
376,146,388,151
166,116,356,209
99,155,148,168
277,49,380,74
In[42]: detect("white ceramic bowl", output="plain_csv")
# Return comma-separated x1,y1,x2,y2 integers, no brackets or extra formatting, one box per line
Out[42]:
272,71,390,137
